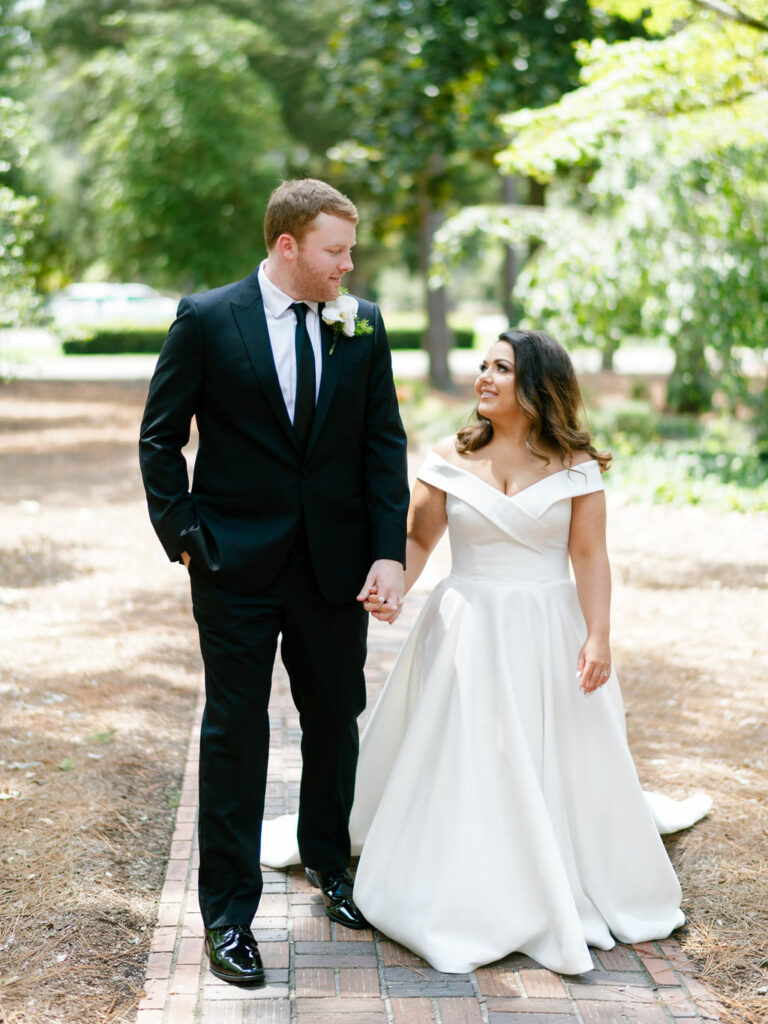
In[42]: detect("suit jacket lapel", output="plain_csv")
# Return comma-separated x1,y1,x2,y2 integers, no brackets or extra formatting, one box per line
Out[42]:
230,281,300,452
306,313,342,454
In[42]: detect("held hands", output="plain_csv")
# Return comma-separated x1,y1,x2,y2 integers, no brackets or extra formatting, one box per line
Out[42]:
362,586,403,623
357,559,405,624
577,635,611,694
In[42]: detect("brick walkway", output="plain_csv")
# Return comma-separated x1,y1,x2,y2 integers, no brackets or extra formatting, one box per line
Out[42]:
135,597,723,1024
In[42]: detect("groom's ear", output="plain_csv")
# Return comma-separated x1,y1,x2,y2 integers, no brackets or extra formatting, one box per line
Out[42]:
276,233,299,261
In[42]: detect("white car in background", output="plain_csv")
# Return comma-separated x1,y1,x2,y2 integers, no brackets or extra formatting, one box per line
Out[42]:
47,282,178,328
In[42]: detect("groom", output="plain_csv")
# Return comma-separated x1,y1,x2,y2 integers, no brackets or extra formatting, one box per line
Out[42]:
139,179,409,986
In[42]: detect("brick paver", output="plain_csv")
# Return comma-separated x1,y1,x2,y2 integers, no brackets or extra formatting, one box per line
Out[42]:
136,591,723,1024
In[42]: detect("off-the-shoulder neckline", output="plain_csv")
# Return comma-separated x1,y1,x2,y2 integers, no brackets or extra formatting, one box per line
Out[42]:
426,451,598,500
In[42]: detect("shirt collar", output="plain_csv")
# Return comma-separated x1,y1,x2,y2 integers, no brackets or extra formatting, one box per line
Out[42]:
258,261,319,319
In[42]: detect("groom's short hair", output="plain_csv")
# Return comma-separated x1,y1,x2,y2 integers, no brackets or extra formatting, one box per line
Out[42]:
264,178,358,249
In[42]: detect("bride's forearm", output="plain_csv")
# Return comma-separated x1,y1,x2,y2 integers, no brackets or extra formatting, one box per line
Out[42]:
571,551,611,640
403,538,431,595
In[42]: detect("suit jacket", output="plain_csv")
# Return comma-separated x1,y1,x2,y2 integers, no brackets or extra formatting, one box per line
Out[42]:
138,269,409,602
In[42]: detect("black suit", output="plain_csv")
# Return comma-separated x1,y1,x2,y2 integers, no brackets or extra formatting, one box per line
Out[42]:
139,269,408,927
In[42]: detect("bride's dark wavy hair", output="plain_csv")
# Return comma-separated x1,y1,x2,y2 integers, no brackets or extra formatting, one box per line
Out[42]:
456,329,611,472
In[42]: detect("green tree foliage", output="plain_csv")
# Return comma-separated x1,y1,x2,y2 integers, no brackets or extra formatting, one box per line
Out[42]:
23,0,354,293
1,106,39,327
325,0,595,387
36,0,349,161
0,3,39,326
67,8,290,291
494,0,768,411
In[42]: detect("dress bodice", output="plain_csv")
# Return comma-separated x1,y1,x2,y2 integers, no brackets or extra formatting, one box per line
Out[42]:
417,451,604,587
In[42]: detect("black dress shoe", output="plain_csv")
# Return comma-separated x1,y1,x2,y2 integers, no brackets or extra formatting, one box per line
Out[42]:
205,925,265,986
305,867,370,930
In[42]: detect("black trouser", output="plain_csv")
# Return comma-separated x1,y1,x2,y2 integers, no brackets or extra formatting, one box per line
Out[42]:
190,533,368,928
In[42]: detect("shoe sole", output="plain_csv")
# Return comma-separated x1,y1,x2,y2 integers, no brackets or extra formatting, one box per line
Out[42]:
326,907,370,930
207,963,266,987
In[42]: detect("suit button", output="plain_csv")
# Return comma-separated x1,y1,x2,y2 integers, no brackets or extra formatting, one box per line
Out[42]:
301,467,310,479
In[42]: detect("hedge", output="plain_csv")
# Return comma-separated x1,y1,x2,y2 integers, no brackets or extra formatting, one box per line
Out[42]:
62,325,475,355
62,330,168,354
388,327,474,350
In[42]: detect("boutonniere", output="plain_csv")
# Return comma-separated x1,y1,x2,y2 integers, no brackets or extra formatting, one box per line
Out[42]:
321,290,373,355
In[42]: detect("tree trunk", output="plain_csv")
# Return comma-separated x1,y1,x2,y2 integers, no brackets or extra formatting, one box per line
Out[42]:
601,340,618,372
501,176,520,325
419,199,453,391
666,331,714,413
527,178,546,264
757,375,768,461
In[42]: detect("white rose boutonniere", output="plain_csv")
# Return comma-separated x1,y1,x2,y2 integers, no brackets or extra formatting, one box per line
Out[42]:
322,290,373,354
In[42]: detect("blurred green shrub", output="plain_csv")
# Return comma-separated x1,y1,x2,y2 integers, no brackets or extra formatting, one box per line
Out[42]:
612,401,659,442
628,380,651,402
600,415,768,512
591,401,659,443
655,414,703,440
387,327,474,350
62,329,167,354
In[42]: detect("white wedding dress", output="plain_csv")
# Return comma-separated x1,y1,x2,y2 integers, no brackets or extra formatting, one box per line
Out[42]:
260,452,710,975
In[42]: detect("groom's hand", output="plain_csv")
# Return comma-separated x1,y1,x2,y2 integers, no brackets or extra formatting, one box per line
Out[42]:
180,551,191,567
357,559,404,621
361,586,403,624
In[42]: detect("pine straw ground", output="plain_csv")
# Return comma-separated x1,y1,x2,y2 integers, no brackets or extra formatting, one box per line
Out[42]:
0,378,766,1024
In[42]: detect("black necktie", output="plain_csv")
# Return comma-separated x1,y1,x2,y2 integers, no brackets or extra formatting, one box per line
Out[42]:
291,302,316,450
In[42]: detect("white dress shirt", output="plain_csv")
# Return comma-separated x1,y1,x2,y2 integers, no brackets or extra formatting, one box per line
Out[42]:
258,262,322,422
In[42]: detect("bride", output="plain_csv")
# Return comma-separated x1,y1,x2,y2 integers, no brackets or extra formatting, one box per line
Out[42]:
261,328,710,975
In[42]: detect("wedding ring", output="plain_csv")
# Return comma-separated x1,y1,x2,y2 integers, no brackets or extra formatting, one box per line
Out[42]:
601,670,609,677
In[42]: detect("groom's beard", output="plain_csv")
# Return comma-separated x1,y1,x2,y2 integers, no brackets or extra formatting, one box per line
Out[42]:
292,252,344,303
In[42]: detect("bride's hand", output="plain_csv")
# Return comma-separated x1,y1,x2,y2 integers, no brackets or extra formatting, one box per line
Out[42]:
362,586,403,624
577,637,611,694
